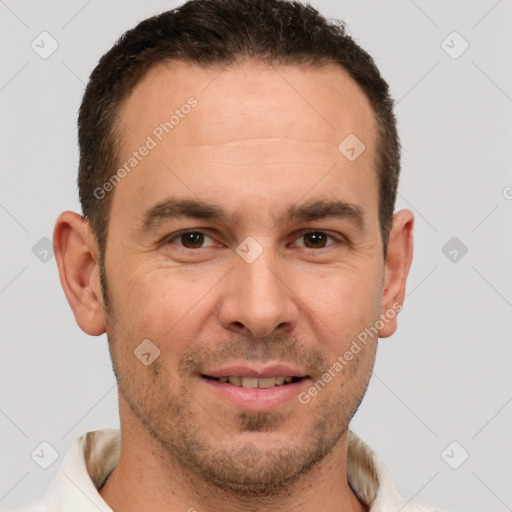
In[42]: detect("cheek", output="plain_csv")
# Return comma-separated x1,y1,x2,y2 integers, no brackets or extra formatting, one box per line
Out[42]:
111,265,216,350
294,266,382,352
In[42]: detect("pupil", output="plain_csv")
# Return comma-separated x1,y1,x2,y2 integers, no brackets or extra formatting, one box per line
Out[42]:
305,232,326,248
182,232,204,248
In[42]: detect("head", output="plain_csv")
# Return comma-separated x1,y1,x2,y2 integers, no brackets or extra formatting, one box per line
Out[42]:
55,0,413,498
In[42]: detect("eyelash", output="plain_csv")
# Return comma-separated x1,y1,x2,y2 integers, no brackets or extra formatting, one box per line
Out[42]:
164,229,343,250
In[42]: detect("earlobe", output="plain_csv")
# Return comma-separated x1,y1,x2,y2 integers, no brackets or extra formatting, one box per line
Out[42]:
378,209,414,338
53,211,106,336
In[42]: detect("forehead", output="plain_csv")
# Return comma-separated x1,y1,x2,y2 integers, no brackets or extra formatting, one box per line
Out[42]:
119,59,377,149
111,60,379,227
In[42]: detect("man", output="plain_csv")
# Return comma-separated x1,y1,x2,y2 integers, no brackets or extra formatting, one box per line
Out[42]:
13,0,445,510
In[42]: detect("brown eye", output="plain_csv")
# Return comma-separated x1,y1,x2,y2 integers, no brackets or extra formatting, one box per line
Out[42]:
166,230,217,250
302,232,329,248
180,232,205,248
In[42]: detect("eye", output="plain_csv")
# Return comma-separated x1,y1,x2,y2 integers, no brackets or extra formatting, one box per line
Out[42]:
167,230,217,249
293,231,338,249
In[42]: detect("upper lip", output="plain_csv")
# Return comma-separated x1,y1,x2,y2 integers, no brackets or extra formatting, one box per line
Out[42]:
201,363,308,379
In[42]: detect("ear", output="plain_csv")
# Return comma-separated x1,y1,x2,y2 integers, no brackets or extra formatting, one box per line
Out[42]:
378,209,414,338
53,211,106,336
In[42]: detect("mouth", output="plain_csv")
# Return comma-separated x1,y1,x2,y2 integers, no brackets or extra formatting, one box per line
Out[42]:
201,375,305,389
199,365,311,411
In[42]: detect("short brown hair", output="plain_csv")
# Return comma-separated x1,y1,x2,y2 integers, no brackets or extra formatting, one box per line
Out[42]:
78,0,400,263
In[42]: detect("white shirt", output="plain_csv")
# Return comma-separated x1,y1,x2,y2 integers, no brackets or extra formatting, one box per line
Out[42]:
11,428,445,512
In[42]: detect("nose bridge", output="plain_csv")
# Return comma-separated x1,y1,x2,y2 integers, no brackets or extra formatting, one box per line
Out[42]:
243,250,281,304
219,244,298,338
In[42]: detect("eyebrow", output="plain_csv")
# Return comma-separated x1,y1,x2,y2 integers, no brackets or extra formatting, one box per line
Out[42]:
139,197,364,232
140,198,230,231
282,199,363,225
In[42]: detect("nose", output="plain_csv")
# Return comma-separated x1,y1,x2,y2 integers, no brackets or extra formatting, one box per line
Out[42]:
218,250,299,339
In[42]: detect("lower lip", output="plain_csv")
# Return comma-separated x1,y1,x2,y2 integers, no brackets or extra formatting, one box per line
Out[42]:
201,377,308,412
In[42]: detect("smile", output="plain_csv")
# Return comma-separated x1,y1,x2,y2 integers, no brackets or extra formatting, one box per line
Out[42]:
200,373,309,412
202,375,303,388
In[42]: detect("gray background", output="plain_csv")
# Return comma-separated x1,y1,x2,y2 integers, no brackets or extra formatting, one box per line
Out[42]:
1,1,511,511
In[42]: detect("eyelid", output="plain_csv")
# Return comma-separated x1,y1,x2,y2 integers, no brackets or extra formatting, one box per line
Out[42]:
289,229,342,248
165,229,219,248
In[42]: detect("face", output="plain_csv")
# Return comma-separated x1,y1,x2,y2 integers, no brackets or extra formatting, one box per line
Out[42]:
101,61,386,494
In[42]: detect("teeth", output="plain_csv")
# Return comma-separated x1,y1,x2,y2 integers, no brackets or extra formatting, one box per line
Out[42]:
242,377,259,389
227,376,242,386
218,376,298,388
258,377,276,389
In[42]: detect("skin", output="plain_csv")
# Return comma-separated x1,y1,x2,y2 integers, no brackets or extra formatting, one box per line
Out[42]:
54,60,414,512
